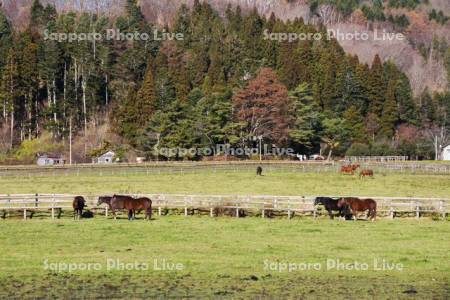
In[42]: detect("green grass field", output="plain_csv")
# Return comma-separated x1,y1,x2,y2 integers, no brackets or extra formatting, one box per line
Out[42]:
1,168,449,299
0,217,449,298
0,169,450,197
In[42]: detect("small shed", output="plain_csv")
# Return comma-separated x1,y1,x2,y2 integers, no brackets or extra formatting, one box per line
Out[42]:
36,153,66,166
442,145,450,161
93,151,116,164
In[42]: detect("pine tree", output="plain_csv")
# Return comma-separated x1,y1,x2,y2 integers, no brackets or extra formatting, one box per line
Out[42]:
288,82,321,150
367,54,386,117
379,79,398,138
135,55,157,126
343,105,366,143
0,9,12,69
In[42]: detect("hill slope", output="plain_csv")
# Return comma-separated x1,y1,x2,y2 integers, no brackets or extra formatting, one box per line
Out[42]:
1,0,449,94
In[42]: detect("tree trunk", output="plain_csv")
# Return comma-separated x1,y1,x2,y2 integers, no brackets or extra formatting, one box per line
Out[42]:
327,147,333,161
82,74,87,136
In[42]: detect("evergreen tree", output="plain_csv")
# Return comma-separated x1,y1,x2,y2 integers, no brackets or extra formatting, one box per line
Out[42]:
288,82,322,150
379,79,398,138
135,55,157,126
367,54,386,117
343,105,366,143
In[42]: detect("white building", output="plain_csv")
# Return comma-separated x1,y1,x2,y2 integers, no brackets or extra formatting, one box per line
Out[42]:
442,145,450,160
36,153,66,166
92,151,116,164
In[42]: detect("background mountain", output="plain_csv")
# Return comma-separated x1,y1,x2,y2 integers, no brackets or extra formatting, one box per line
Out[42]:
1,0,449,95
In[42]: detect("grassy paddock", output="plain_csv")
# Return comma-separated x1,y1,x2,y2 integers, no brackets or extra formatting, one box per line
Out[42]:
0,217,448,298
0,169,449,197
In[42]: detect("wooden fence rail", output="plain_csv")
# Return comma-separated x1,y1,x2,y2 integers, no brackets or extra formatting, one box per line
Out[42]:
0,194,449,220
1,161,450,178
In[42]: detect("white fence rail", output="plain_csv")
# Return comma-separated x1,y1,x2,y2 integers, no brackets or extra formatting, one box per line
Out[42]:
0,194,449,220
1,161,450,178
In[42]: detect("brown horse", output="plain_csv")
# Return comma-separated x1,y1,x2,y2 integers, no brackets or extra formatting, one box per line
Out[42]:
359,169,374,178
73,196,86,220
337,197,377,221
108,195,152,220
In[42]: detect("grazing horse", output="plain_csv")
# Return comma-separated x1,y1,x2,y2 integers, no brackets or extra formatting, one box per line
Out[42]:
351,163,360,170
337,197,377,221
340,165,353,175
73,196,86,220
359,169,374,178
256,166,263,176
109,195,152,220
340,163,360,175
313,197,352,219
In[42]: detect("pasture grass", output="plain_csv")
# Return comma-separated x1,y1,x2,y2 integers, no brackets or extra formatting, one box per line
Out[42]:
0,169,449,197
0,217,448,298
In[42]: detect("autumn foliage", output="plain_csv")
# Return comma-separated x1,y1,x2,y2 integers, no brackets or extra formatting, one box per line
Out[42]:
232,68,291,146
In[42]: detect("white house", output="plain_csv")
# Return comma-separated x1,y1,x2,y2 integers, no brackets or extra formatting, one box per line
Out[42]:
442,145,450,160
92,151,116,164
36,153,66,166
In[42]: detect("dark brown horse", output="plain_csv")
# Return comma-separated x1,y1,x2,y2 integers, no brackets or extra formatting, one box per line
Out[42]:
73,196,86,220
98,195,152,220
337,197,377,221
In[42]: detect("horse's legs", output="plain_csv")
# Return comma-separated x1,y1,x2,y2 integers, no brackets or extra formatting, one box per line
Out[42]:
327,209,334,219
128,210,133,221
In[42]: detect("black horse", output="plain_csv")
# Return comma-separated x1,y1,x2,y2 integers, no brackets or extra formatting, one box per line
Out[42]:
256,166,263,176
73,196,86,220
313,197,352,220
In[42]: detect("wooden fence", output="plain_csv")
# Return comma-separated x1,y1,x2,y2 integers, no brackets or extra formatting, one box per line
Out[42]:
0,194,448,220
1,162,450,178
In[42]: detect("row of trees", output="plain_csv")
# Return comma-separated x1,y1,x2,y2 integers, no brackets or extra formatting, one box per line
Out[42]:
0,0,449,161
113,1,449,160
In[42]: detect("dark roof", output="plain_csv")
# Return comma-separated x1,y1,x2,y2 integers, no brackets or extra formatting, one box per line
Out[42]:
36,153,65,159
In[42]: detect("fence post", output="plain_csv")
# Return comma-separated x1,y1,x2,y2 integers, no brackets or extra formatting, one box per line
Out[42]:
35,193,39,208
51,194,55,220
389,199,394,219
415,201,420,219
7,194,10,218
313,196,317,219
23,209,26,220
287,198,291,220
439,200,445,220
105,206,108,218
184,197,188,216
236,197,240,218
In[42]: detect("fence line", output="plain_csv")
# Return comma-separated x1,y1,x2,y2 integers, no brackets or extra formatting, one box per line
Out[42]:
0,193,448,220
1,162,450,178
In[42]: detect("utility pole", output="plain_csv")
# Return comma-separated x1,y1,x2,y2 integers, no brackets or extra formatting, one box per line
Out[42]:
69,117,72,165
435,136,438,161
258,135,263,161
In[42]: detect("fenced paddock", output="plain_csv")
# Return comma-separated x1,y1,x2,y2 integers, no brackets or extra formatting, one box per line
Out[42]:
0,194,448,220
1,161,450,178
